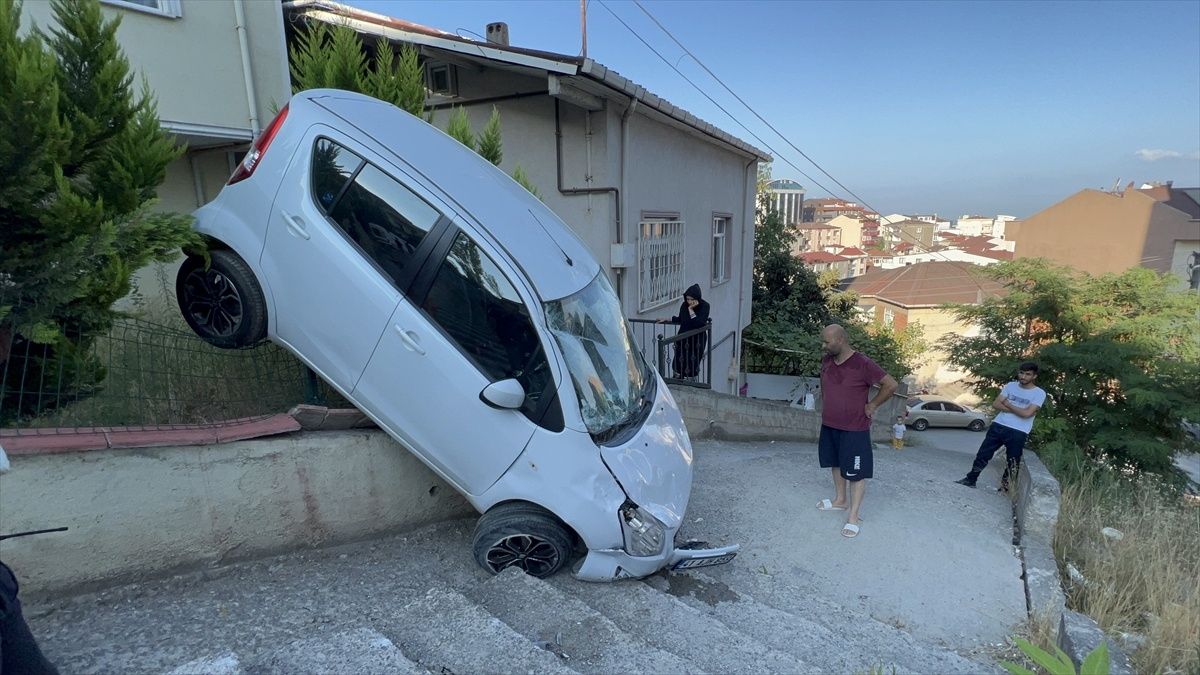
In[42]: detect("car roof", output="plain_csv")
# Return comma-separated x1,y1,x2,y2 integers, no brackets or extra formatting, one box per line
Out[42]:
908,395,955,403
299,90,600,302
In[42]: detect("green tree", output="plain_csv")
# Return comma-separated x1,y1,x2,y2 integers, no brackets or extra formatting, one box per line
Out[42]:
941,258,1200,480
1,0,201,420
742,168,920,380
286,22,543,195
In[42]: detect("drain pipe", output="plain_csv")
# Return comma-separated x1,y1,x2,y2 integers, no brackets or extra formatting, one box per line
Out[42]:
618,99,638,305
733,156,758,394
555,98,622,298
233,0,261,136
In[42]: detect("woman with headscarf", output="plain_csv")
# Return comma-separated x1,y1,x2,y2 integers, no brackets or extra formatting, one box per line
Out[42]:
657,284,710,379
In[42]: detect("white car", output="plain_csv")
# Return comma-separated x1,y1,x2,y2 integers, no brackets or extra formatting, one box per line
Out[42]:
905,395,987,431
175,89,737,580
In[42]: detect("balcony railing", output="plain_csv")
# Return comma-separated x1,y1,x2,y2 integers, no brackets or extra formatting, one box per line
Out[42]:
627,319,712,389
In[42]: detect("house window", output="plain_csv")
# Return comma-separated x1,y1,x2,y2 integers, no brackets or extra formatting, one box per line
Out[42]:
101,0,182,18
712,215,731,285
639,218,685,311
883,308,895,325
425,62,458,97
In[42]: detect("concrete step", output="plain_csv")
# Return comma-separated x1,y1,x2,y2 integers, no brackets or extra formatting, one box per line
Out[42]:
546,572,813,674
246,627,425,675
381,586,580,675
468,567,706,675
689,567,997,674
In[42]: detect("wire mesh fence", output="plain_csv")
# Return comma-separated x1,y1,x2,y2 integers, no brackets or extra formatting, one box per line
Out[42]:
1,317,347,431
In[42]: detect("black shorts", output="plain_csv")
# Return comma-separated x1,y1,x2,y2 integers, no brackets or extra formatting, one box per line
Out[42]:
818,425,874,481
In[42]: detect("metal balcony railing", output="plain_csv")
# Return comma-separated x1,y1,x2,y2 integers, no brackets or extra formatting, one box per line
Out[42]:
627,319,712,389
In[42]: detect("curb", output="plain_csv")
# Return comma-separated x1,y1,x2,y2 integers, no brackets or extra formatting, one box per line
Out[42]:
1013,452,1133,675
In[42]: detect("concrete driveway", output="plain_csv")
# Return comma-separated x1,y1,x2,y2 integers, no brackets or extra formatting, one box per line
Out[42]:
676,432,1026,654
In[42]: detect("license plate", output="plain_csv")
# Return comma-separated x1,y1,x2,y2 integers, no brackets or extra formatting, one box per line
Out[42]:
672,552,737,570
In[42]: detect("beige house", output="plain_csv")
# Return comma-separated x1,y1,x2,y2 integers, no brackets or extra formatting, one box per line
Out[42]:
827,214,863,248
883,219,936,250
792,222,842,253
844,261,1008,395
20,0,292,308
1014,183,1199,288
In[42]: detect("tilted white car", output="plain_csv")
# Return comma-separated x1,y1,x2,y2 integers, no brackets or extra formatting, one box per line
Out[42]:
175,89,737,580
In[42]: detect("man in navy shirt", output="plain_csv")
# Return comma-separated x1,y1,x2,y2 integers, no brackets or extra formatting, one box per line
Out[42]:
815,325,898,538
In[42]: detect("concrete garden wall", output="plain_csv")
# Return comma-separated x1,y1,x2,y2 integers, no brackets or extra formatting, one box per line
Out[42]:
0,429,472,601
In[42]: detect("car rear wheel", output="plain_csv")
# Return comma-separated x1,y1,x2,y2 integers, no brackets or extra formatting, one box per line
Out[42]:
968,419,986,432
911,418,929,431
473,502,576,579
177,250,267,349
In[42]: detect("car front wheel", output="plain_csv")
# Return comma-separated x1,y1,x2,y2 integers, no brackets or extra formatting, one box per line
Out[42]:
911,418,929,431
177,250,268,349
968,419,986,432
472,502,576,579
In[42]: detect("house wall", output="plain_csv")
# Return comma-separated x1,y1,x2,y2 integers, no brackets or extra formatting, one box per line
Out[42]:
1170,240,1200,290
622,111,757,392
22,0,289,137
829,215,863,248
22,0,291,317
1144,201,1199,275
1014,189,1154,276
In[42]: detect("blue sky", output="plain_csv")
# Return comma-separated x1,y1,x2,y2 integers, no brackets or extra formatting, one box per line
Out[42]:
344,1,1200,219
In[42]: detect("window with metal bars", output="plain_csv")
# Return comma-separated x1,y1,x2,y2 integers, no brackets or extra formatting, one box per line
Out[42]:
638,219,685,311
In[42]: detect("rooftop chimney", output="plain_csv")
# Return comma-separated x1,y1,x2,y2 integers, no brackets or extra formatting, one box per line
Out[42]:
486,22,509,47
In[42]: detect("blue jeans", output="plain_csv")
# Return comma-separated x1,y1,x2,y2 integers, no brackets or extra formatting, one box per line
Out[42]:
967,422,1028,486
1,561,59,675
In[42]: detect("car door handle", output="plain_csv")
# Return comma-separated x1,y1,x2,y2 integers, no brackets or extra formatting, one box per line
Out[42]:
281,210,310,240
394,324,426,355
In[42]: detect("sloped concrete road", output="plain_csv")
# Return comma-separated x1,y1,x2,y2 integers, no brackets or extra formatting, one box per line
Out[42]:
20,436,1024,672
676,433,1026,654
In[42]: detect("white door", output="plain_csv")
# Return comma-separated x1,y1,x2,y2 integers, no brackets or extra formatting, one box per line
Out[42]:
260,130,446,393
353,229,556,496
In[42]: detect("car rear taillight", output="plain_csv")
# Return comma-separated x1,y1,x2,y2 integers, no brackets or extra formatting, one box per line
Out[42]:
228,103,290,185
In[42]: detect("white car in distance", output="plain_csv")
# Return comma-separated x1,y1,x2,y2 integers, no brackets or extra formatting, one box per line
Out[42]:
175,90,737,580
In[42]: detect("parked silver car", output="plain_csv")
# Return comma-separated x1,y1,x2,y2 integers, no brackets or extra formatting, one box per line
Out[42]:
174,89,737,580
905,395,987,431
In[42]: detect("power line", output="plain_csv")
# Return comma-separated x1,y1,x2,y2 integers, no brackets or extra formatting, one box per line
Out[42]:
592,0,840,199
599,0,983,266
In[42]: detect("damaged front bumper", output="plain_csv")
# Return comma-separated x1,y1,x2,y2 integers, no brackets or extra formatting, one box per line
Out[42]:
574,542,740,581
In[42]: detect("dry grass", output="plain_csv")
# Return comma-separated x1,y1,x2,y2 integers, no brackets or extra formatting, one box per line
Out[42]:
1053,470,1200,675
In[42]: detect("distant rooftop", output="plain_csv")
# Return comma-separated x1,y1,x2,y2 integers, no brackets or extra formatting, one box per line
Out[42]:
768,179,805,191
844,261,1007,307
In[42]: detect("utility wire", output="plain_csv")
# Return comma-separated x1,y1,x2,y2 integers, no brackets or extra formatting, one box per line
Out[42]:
614,0,981,264
593,0,840,200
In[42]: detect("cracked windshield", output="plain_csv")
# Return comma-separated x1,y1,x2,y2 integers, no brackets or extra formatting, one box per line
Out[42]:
544,272,650,436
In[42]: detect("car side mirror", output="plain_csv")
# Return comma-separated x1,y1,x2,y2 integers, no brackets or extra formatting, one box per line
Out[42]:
480,379,526,410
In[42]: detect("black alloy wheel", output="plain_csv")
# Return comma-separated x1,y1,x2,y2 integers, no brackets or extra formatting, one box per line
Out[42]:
968,419,986,432
911,418,929,431
176,250,267,349
472,502,576,579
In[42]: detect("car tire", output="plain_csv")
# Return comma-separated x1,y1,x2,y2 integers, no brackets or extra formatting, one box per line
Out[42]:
177,250,268,349
911,418,929,431
472,502,576,579
968,419,986,432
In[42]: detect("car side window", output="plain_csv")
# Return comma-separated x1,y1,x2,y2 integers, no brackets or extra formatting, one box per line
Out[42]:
924,402,943,411
311,138,363,212
314,139,442,289
944,403,965,413
421,232,553,422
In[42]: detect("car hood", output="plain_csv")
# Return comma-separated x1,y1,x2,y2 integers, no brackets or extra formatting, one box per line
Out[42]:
306,91,599,302
596,375,693,528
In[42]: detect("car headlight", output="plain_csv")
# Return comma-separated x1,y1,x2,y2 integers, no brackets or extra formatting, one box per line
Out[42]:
620,502,666,557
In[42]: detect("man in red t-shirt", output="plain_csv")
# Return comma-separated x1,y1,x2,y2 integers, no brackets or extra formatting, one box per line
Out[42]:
815,325,898,538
